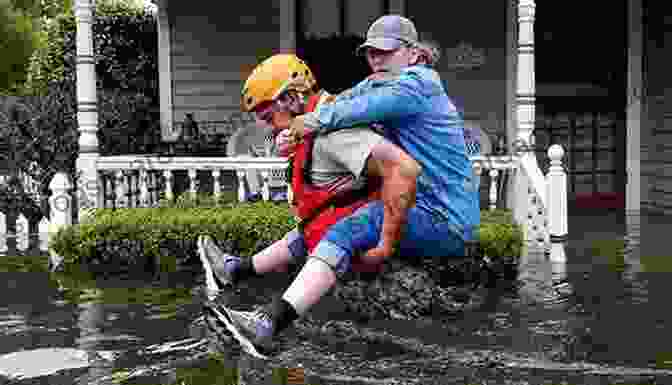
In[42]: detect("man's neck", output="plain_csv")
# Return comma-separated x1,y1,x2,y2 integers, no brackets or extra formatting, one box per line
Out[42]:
305,91,326,113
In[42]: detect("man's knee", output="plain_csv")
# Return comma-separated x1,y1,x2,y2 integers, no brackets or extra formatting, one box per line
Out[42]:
284,228,307,262
310,240,351,276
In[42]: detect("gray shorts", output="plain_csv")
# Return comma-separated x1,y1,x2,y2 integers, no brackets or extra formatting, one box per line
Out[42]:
309,127,384,190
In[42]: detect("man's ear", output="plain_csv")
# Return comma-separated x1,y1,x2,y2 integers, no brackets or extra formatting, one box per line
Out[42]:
408,48,421,65
286,92,304,114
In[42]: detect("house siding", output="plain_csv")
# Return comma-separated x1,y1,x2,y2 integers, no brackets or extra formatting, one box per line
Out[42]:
406,0,508,138
642,0,671,213
169,0,282,125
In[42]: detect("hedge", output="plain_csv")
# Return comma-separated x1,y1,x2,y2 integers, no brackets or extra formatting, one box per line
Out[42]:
50,197,523,276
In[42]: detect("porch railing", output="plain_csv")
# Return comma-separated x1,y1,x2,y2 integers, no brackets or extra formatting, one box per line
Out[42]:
36,146,567,255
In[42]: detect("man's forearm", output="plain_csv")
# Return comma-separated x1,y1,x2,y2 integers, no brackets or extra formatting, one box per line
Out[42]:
303,73,426,134
364,140,421,263
379,163,417,253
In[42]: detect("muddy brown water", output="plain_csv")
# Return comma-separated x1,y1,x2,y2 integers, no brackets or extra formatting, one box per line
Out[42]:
1,209,671,385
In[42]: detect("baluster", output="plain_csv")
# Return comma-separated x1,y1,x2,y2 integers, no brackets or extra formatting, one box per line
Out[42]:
237,170,247,202
97,172,105,208
156,171,163,203
38,217,49,252
128,171,136,208
489,169,499,211
135,170,142,206
163,170,173,201
212,169,221,199
145,171,152,206
16,213,29,251
0,211,7,253
115,170,126,208
528,192,543,249
148,171,157,205
473,162,484,203
125,171,133,208
132,171,139,207
139,169,150,207
135,171,142,207
261,170,270,201
155,171,162,204
287,182,293,205
188,169,197,197
96,171,104,209
547,144,567,242
105,173,114,208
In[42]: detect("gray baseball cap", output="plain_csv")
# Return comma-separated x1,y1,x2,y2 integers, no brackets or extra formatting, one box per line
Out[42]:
356,15,418,55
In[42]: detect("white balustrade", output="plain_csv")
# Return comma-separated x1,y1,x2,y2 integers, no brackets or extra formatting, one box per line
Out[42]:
42,149,565,252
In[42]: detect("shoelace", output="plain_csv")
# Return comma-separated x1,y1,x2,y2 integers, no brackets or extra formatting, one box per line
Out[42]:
251,307,275,337
255,308,273,325
223,256,240,272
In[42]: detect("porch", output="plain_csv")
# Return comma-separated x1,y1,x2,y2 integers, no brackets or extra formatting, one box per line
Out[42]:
0,0,582,259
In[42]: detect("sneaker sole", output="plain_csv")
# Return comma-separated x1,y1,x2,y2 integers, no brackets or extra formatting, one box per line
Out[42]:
198,237,234,290
197,237,221,297
206,304,271,360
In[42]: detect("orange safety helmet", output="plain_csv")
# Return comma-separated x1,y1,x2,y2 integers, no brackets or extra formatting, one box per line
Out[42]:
241,54,317,113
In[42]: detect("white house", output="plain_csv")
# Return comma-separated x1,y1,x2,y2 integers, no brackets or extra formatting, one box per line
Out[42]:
64,0,661,249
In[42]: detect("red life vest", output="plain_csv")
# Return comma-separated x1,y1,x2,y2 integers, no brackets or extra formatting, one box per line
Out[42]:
289,92,381,254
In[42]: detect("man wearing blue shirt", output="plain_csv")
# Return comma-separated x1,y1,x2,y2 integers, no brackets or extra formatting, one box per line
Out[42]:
292,15,480,260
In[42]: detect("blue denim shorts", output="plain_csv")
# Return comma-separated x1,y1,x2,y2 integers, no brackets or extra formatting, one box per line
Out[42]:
312,201,466,274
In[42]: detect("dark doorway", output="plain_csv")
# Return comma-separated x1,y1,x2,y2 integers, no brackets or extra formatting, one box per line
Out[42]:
535,0,628,210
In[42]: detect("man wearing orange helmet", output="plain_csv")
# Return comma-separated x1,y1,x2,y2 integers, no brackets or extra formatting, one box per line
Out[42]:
199,53,421,356
201,15,479,357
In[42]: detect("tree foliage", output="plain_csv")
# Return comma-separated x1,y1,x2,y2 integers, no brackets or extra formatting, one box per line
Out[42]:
23,0,155,95
1,0,158,216
0,0,41,93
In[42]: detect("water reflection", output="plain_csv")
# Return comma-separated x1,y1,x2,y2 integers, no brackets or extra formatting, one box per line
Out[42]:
1,211,672,384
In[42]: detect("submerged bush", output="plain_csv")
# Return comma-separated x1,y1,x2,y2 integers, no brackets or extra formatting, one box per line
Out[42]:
51,201,522,277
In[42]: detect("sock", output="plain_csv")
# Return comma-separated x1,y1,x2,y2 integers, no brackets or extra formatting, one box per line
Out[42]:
236,256,259,279
267,296,299,335
282,257,338,315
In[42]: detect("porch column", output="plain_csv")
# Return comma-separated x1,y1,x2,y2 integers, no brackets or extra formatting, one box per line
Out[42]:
626,0,642,215
156,0,174,141
74,0,100,220
512,0,537,237
515,0,536,147
505,0,518,211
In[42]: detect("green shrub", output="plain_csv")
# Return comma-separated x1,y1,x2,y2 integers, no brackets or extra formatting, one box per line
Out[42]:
157,191,239,209
477,209,524,259
50,201,297,274
50,203,522,274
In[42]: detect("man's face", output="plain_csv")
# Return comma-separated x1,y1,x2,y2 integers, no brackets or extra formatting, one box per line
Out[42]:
365,45,417,73
253,92,302,135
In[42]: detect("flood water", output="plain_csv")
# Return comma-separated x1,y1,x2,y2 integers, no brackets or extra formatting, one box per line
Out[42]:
1,209,671,385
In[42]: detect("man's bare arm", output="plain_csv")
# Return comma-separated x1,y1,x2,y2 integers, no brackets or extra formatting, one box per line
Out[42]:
363,138,421,263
